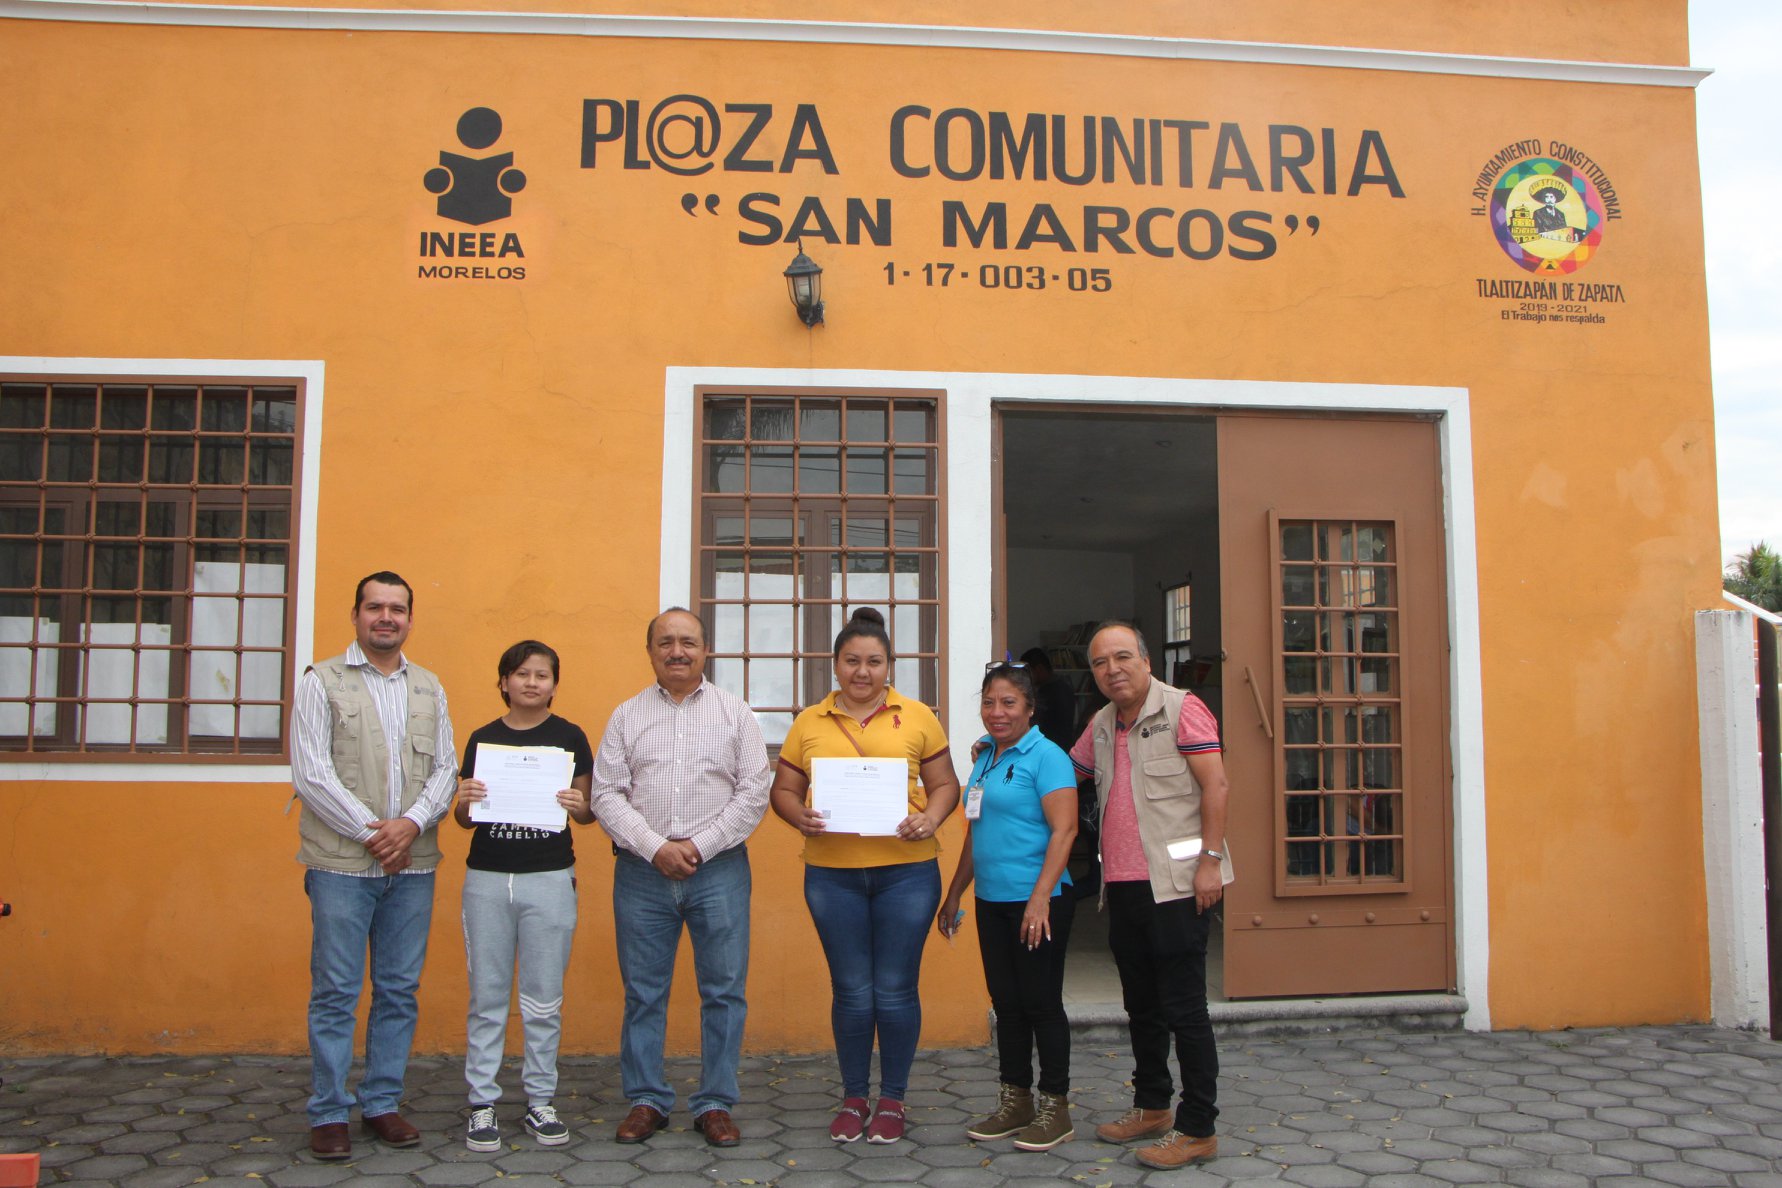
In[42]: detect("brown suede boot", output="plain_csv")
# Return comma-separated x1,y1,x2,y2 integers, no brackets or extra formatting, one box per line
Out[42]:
1136,1130,1218,1169
1012,1091,1075,1152
965,1083,1034,1140
1094,1106,1172,1143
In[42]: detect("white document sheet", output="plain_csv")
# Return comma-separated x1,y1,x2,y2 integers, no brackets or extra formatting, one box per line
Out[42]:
811,757,908,836
469,743,572,832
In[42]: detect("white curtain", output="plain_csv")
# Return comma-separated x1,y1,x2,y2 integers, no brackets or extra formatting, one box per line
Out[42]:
190,560,286,739
0,617,61,736
80,621,172,745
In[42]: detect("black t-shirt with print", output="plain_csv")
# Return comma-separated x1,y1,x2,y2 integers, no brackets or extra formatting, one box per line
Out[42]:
462,714,595,873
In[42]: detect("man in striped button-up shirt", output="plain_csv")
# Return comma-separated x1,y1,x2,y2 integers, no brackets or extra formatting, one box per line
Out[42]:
289,572,458,1162
592,607,771,1150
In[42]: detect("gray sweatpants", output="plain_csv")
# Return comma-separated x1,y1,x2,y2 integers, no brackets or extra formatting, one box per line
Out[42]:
462,867,578,1107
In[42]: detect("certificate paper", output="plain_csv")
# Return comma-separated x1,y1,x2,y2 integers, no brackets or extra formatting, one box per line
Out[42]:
468,743,573,832
811,757,907,836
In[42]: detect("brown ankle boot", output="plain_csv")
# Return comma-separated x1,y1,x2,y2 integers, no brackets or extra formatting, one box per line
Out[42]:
965,1083,1033,1140
1013,1091,1074,1151
1094,1106,1172,1143
1136,1130,1218,1169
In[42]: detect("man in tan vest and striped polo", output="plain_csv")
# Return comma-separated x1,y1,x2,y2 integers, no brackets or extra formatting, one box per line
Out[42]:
290,571,458,1162
1068,620,1234,1172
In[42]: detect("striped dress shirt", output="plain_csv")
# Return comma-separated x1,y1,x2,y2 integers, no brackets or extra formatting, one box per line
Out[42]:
290,641,459,875
591,678,771,863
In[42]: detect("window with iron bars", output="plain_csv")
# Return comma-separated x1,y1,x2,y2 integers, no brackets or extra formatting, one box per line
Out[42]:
1,378,301,758
696,391,943,744
1277,519,1404,888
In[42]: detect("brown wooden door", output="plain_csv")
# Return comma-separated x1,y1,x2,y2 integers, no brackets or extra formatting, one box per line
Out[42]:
1218,413,1453,997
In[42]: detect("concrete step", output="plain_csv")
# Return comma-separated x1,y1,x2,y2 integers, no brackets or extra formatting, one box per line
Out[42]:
1060,994,1470,1042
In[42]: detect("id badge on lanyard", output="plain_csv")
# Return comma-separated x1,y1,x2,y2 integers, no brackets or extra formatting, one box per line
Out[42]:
965,748,996,820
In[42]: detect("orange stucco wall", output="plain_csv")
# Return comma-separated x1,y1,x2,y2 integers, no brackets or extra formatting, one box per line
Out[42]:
0,1,1717,1050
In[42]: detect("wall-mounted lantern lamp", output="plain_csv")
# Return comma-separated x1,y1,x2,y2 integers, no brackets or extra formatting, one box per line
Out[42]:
783,241,825,327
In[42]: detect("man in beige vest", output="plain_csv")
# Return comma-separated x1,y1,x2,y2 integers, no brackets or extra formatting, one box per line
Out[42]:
1067,621,1233,1171
290,572,458,1161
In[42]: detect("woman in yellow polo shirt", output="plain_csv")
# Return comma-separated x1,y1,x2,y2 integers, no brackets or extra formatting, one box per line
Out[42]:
770,607,961,1146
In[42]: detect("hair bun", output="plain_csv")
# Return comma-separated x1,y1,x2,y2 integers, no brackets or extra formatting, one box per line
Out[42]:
848,607,887,629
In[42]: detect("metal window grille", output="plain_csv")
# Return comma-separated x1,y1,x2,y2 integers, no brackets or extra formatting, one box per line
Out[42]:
0,379,301,758
1277,519,1405,887
696,392,942,743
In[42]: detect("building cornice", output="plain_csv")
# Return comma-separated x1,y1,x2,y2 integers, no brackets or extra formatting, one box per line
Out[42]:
1,0,1711,88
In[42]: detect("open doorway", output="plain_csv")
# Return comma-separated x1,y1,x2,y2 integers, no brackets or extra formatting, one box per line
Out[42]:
996,406,1227,1006
996,404,1455,1005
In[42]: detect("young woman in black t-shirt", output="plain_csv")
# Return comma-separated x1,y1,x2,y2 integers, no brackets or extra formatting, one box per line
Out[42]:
453,640,595,1151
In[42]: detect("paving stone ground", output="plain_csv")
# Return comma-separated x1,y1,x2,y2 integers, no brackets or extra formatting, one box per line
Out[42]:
3,1025,1780,1187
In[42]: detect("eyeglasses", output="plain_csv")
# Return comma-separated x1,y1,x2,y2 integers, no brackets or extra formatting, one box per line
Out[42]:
983,660,1028,673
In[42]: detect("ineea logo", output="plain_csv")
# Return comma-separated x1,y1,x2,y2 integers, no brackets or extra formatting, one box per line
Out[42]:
423,107,527,226
416,106,529,282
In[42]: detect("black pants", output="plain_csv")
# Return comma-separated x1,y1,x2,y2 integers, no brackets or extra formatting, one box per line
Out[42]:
1105,879,1218,1135
975,895,1074,1095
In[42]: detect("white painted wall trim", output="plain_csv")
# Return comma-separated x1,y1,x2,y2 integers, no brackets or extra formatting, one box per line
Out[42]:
1438,391,1490,1032
660,366,1491,1029
0,0,1710,88
1695,609,1770,1028
0,355,323,785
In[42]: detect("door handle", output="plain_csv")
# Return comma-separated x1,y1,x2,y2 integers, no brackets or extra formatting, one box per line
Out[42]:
1243,665,1275,739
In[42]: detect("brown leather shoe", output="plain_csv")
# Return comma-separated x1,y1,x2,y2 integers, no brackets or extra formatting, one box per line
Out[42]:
362,1111,422,1147
309,1122,351,1161
615,1103,668,1143
1094,1106,1172,1143
1136,1130,1218,1170
695,1108,741,1147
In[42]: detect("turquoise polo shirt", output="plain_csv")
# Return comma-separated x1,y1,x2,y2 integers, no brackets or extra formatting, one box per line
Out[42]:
966,724,1078,903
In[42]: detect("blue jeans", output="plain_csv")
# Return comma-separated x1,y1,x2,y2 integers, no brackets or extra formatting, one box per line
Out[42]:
304,869,436,1125
612,845,751,1117
803,859,941,1101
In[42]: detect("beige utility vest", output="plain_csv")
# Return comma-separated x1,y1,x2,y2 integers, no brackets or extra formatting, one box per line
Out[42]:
1090,679,1235,905
295,655,445,873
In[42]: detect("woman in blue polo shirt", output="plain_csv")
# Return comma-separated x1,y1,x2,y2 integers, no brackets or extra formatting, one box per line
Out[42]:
937,662,1079,1152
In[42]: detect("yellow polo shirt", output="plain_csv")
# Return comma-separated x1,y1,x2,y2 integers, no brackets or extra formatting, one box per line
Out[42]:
778,686,952,869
